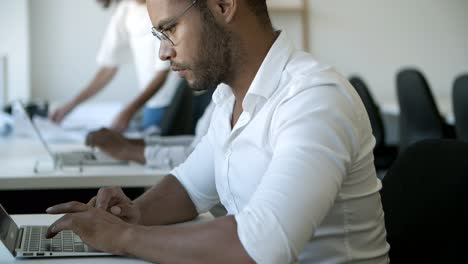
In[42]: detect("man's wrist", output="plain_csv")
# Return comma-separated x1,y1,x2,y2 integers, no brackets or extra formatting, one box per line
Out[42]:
118,223,138,256
127,144,146,164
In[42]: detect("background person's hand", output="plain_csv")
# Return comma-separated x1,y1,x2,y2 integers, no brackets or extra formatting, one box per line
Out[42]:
86,128,146,164
49,102,75,123
86,186,141,225
85,128,133,161
46,201,133,255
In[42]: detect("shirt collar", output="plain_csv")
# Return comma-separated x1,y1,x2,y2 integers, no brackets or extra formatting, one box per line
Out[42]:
212,31,295,111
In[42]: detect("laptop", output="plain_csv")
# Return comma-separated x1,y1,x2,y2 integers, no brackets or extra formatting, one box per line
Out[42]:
0,204,111,258
16,102,128,167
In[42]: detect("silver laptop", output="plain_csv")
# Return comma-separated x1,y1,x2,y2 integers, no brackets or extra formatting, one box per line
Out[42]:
0,204,111,258
16,102,128,167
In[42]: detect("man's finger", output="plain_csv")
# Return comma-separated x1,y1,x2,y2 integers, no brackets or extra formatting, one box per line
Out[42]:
95,187,119,210
46,214,73,239
87,196,97,207
109,203,134,217
110,206,122,216
46,201,89,214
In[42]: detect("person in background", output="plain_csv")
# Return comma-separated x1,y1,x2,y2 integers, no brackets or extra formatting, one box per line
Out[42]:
46,0,389,263
50,0,180,132
85,102,214,168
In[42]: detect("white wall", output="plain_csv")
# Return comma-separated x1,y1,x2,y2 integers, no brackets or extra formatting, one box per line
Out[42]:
29,0,137,104
271,11,305,50
14,0,468,106
308,0,468,104
0,0,30,103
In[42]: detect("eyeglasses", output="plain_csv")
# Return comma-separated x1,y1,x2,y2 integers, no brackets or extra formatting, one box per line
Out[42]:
151,0,198,46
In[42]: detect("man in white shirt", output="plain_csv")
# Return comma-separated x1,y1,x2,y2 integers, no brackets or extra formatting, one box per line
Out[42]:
85,102,215,168
46,0,390,263
50,0,180,132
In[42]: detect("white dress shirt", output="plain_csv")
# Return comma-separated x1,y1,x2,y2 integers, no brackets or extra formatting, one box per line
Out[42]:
96,0,180,108
144,102,215,169
171,32,389,263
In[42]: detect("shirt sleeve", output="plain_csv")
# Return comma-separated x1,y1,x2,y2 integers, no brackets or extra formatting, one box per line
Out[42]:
235,84,361,263
96,2,132,66
170,129,219,213
145,102,215,169
144,137,194,169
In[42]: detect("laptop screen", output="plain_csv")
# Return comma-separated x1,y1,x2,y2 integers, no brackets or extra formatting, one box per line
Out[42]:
13,102,55,158
0,204,19,255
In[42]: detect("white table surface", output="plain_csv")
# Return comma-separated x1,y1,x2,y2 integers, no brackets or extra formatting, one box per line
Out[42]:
0,136,169,191
0,213,214,263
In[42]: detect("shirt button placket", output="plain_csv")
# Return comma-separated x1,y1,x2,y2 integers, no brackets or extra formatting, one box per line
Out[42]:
224,147,238,213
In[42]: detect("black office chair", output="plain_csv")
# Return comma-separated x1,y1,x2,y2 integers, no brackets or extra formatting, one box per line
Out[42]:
190,88,215,134
381,139,468,263
158,80,194,136
453,74,468,142
349,76,398,171
396,69,453,151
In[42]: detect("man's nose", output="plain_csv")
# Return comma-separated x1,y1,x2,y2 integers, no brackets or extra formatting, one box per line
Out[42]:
159,40,175,61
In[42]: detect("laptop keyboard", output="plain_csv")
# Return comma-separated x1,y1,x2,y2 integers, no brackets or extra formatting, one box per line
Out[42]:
23,226,86,252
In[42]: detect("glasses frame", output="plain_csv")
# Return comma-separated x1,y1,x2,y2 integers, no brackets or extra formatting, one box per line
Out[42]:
151,0,198,46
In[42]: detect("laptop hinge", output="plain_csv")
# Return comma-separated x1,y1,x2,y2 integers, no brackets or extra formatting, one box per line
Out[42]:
14,227,24,255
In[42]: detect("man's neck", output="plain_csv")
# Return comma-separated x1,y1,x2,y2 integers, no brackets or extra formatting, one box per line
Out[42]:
228,29,279,105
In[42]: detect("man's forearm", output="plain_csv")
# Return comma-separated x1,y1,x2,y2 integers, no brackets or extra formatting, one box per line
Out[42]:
71,67,118,106
134,175,198,226
122,216,255,264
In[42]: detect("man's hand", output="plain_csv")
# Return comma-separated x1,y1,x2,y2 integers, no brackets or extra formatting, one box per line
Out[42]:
110,109,133,132
86,186,141,224
46,201,133,255
85,128,134,161
49,102,75,123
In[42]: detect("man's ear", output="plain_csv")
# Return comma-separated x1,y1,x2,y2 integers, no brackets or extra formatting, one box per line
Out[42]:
208,0,237,24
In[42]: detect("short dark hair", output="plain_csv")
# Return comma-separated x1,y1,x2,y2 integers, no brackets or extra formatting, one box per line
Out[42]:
245,0,269,22
197,0,272,28
96,0,121,9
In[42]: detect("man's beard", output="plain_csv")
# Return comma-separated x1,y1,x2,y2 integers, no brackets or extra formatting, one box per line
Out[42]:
188,9,232,91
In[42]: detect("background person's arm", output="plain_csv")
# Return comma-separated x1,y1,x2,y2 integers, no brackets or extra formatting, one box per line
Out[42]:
86,128,146,163
110,69,170,132
49,66,118,123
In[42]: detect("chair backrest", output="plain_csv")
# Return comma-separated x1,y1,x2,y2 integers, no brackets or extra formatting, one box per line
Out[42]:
158,80,194,136
396,69,445,151
349,76,385,149
453,74,468,142
381,139,468,263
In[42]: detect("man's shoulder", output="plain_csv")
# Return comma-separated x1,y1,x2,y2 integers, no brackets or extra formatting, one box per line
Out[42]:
281,52,351,100
274,52,366,124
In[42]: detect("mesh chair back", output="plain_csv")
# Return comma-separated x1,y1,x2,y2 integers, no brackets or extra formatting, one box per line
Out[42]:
396,69,445,151
349,76,385,149
381,139,468,263
158,80,193,136
453,74,468,142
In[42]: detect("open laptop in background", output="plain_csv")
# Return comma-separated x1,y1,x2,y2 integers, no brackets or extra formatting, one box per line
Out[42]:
15,102,128,167
0,204,111,258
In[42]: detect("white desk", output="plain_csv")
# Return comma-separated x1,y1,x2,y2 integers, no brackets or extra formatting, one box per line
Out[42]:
0,213,214,263
0,136,169,191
